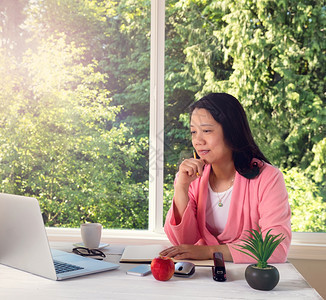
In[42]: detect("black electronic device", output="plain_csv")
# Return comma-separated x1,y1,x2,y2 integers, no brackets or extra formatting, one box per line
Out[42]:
212,252,227,282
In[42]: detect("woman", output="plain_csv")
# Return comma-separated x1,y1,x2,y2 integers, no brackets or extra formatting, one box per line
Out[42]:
160,93,291,263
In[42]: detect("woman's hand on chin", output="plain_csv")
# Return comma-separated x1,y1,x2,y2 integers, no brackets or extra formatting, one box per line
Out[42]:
159,244,213,260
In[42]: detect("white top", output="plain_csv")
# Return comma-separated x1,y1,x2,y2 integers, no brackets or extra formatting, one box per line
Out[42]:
205,182,233,236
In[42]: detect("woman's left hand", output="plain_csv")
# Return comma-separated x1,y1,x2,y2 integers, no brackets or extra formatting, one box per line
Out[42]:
159,244,212,260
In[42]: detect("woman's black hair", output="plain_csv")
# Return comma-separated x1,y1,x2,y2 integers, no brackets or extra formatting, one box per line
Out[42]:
189,93,271,179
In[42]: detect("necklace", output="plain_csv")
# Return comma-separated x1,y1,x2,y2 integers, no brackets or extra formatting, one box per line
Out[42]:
211,176,235,207
216,182,233,207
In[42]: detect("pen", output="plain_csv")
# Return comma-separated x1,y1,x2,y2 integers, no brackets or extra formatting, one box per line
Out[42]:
193,150,199,176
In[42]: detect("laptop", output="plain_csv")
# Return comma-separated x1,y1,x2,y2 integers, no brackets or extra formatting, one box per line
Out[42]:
0,193,119,280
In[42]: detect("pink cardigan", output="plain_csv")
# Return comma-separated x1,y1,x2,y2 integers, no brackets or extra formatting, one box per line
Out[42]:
164,162,292,263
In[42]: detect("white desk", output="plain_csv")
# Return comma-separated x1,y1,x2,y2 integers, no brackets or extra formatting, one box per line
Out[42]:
0,241,323,300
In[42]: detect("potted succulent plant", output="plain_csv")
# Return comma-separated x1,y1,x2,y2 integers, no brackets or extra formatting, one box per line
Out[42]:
234,226,285,291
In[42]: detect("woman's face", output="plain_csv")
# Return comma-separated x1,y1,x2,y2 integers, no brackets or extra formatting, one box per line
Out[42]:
190,108,233,165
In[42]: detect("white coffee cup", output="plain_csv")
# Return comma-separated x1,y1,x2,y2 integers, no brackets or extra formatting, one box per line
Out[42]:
80,223,102,249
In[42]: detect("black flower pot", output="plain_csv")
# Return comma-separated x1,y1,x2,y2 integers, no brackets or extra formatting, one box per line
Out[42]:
245,264,280,291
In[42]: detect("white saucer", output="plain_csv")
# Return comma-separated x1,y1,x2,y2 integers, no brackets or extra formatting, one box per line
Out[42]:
73,242,109,250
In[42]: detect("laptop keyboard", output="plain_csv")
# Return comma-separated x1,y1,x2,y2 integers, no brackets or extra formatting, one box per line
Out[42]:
54,260,84,274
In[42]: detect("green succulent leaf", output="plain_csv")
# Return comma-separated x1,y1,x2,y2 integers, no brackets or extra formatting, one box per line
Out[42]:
233,225,285,269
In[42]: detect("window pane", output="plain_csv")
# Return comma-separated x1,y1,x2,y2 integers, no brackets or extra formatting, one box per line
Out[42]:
0,0,150,229
163,0,325,232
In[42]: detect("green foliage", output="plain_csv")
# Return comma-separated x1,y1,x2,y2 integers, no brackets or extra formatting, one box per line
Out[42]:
234,227,285,269
283,168,326,232
0,33,149,229
0,0,324,231
170,0,325,174
307,138,326,187
165,0,325,232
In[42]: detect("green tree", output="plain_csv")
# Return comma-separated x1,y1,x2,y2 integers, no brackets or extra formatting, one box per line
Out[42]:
169,0,325,174
0,34,148,228
1,0,324,232
284,168,326,232
0,0,29,56
164,0,325,230
26,0,152,182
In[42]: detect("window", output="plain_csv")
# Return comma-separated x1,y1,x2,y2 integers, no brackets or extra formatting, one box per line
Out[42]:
0,0,152,229
160,0,326,258
161,0,326,235
0,1,325,252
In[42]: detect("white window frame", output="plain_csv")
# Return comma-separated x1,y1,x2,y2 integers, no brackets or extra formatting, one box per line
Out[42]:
148,0,165,234
46,0,326,260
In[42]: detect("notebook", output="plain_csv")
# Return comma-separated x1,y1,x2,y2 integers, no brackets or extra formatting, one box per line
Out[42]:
120,244,214,266
0,193,119,280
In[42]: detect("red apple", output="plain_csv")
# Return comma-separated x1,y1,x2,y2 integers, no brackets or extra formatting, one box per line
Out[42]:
150,256,175,281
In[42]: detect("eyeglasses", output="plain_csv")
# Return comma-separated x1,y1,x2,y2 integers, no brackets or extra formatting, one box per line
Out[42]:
72,247,106,260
